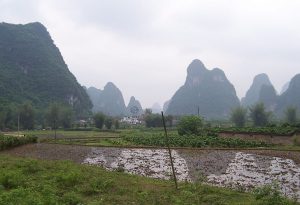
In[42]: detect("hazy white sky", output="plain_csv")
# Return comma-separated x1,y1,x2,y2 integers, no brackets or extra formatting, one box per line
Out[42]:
1,0,300,108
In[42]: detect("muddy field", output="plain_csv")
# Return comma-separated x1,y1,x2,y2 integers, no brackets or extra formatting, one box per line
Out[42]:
1,143,300,201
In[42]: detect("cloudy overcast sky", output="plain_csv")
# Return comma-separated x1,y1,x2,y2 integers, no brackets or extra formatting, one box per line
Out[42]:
1,0,300,108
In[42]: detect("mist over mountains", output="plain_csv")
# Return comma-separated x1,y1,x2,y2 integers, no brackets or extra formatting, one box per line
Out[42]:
86,83,127,117
240,73,300,116
1,22,300,119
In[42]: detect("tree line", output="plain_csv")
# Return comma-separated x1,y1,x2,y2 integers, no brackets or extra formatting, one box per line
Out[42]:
230,102,299,127
0,102,74,131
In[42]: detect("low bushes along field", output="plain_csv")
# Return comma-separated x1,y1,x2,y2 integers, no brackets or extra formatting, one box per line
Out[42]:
0,134,37,151
122,132,270,148
210,127,297,136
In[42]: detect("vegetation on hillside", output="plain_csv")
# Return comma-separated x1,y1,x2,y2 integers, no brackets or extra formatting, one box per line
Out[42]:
0,22,92,118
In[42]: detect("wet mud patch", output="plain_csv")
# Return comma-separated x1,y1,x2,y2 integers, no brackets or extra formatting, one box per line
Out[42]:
178,150,236,181
0,143,92,163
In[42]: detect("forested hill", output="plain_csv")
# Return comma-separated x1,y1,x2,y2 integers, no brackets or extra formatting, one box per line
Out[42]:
166,59,240,119
0,22,92,117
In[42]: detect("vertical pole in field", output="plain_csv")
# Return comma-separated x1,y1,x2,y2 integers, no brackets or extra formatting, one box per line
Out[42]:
197,106,200,117
161,111,178,190
17,113,20,137
54,119,57,143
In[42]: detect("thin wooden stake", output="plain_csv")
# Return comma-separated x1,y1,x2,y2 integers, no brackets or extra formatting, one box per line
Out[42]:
17,113,20,137
54,119,57,143
161,111,178,190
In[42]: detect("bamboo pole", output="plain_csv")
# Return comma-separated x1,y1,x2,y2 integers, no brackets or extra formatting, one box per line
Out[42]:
161,111,178,189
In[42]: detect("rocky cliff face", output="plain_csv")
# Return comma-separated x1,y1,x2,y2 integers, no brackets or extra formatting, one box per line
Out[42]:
87,82,126,116
0,22,92,117
258,84,278,111
127,96,143,116
280,81,290,95
276,74,300,115
166,59,240,119
163,100,171,113
241,73,273,107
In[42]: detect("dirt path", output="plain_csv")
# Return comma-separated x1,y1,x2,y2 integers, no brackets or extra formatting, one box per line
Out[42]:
0,143,92,163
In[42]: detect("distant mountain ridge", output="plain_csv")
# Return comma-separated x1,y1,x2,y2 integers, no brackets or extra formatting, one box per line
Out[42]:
276,74,300,115
258,84,278,111
151,103,162,114
0,22,92,117
2,22,299,120
86,82,127,116
127,96,143,116
240,73,300,117
166,59,240,119
241,73,274,107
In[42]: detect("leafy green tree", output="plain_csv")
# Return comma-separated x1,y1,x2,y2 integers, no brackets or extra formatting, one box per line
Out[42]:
144,114,163,128
285,106,297,125
59,106,74,128
177,115,203,136
249,103,270,127
46,103,60,140
19,102,35,130
114,119,120,129
0,104,19,130
46,103,60,129
93,113,105,129
165,115,174,127
145,108,152,115
104,117,113,129
0,109,6,130
230,107,247,127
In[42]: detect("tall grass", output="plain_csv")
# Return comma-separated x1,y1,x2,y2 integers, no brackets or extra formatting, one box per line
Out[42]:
0,134,37,150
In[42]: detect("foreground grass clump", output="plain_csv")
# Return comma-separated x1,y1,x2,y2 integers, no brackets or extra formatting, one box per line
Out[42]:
123,132,271,148
0,134,37,150
0,155,296,205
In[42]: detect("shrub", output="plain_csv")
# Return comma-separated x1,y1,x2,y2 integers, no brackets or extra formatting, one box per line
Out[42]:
114,119,120,129
230,107,247,127
0,170,24,189
56,170,82,187
144,114,163,128
89,179,114,194
249,103,270,127
177,116,203,136
122,132,269,148
253,183,294,205
104,117,113,129
0,135,37,151
62,191,83,205
93,113,105,129
293,135,300,146
285,107,298,125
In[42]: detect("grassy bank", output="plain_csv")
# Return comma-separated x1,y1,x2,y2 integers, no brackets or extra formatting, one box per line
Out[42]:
0,134,37,151
0,155,297,205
